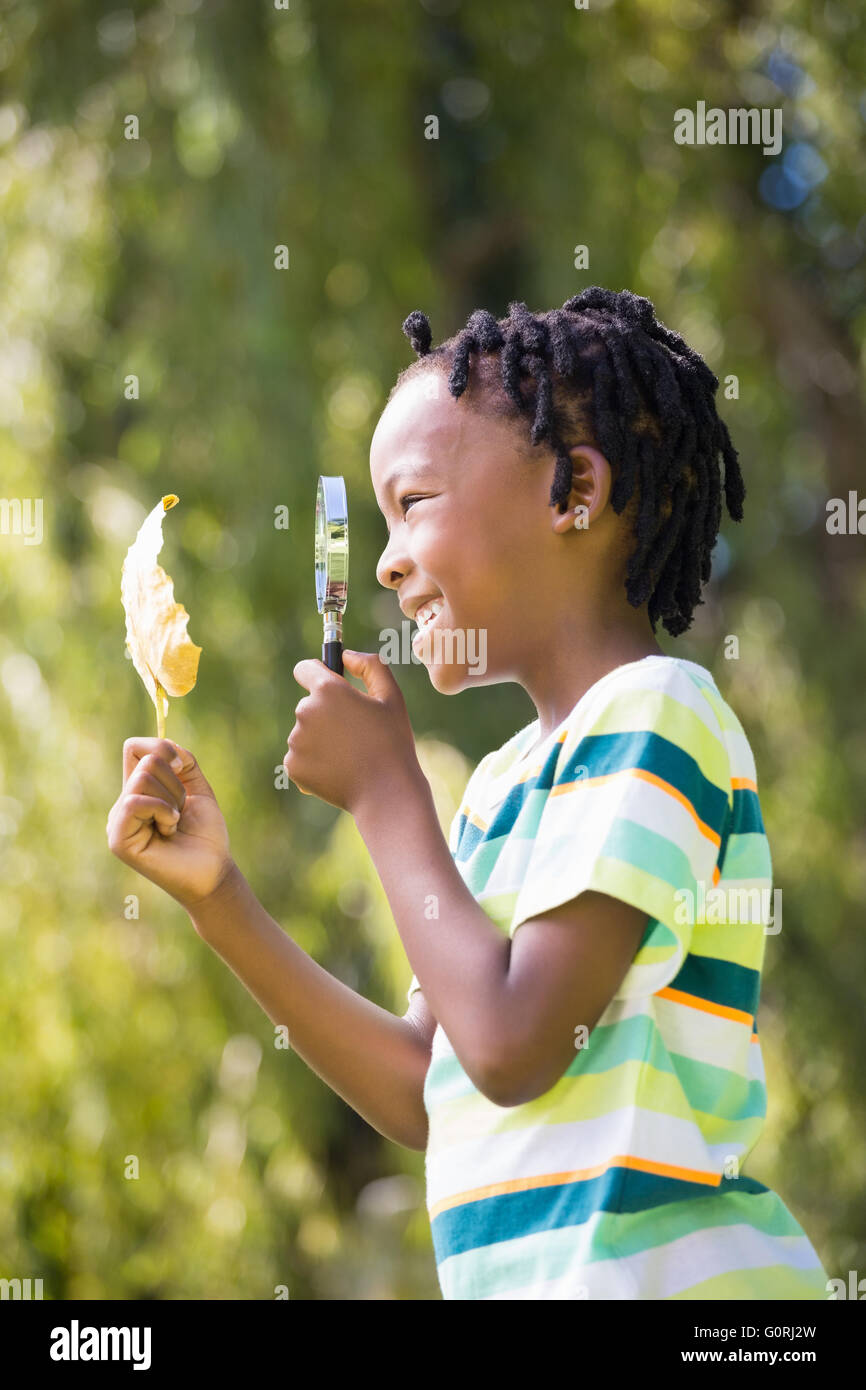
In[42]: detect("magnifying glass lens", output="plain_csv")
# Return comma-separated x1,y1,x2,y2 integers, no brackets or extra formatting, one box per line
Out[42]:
315,476,349,676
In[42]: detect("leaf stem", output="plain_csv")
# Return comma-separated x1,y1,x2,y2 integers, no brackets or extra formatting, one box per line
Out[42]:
156,680,166,739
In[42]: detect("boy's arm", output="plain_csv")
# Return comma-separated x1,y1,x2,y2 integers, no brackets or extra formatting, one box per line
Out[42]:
354,780,647,1107
187,864,433,1151
481,891,648,1105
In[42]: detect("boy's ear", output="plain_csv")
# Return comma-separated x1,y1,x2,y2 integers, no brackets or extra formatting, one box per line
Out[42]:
550,445,612,532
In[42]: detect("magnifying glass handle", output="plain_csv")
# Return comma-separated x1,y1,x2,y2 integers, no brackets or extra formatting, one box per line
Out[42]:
322,638,343,677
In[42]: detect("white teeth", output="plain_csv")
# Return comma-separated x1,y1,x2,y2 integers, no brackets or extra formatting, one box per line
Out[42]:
415,598,444,629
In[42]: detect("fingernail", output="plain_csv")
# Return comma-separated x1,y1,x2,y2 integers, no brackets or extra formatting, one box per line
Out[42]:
170,755,183,770
170,807,181,819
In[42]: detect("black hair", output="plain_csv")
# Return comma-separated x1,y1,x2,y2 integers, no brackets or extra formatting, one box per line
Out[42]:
391,287,744,638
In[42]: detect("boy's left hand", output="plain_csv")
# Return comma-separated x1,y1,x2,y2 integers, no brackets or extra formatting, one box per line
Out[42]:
285,650,426,815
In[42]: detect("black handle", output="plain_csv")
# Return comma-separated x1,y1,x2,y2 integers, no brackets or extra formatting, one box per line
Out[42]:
322,639,344,676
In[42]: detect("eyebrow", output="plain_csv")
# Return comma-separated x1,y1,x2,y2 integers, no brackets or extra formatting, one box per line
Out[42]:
380,461,430,499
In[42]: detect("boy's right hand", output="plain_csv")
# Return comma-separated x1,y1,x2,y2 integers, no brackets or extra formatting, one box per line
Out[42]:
107,738,234,912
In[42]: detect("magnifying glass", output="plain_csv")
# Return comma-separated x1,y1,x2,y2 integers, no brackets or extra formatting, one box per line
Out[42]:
315,475,349,676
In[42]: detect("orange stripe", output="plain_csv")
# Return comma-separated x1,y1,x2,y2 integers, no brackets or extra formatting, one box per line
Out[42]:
731,776,758,793
550,767,721,850
514,765,541,787
654,985,753,1028
428,1154,722,1221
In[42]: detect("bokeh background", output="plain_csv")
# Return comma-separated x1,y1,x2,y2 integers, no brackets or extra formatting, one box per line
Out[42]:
0,0,864,1299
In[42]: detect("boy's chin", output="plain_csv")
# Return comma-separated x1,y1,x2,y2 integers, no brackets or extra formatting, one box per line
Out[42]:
413,626,491,690
422,660,489,693
424,662,466,693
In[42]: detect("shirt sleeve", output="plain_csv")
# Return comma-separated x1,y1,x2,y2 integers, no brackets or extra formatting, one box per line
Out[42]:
508,664,733,1001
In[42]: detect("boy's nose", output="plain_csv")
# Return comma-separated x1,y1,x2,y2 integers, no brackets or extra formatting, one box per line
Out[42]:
375,538,409,591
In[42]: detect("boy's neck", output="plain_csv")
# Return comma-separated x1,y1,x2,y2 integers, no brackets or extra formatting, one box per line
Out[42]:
526,627,665,744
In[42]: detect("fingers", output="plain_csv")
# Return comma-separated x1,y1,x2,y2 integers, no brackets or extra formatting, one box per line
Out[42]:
292,659,337,693
108,792,181,849
128,766,185,813
122,737,214,799
123,737,185,787
162,743,216,799
125,751,186,811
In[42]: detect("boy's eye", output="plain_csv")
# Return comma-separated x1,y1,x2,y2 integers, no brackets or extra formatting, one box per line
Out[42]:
399,494,424,515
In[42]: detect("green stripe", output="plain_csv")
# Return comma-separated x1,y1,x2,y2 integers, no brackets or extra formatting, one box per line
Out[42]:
669,1264,828,1299
671,1053,766,1120
602,819,711,891
720,831,772,881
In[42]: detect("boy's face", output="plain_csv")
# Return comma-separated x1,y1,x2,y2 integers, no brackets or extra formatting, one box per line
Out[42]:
370,371,578,693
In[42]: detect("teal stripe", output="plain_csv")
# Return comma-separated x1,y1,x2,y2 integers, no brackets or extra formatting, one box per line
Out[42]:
717,793,766,875
609,1186,819,1260
557,731,729,832
670,953,761,1017
454,791,547,865
598,817,708,892
456,728,730,865
437,1189,815,1298
431,1169,769,1262
731,787,764,834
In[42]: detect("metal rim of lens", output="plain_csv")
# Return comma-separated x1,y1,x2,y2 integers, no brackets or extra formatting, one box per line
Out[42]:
315,475,348,613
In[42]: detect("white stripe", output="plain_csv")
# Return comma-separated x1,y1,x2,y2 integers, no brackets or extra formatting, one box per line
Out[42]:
748,1036,766,1084
462,1227,823,1300
594,1223,824,1300
580,658,727,746
425,1104,721,1209
472,830,534,896
427,992,764,1099
533,770,721,878
651,992,755,1069
725,728,757,780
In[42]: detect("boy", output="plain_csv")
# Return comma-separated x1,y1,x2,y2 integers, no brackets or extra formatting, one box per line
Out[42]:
108,288,829,1299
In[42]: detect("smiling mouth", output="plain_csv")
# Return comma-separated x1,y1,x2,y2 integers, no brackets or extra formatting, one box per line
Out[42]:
412,601,448,648
413,597,445,631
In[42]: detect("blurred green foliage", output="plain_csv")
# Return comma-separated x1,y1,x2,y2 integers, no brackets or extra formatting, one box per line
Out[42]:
0,0,864,1298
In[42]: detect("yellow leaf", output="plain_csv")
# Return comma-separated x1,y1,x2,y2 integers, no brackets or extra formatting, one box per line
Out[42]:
121,494,202,738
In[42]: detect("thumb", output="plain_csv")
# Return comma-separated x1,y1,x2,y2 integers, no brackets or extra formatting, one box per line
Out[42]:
341,650,401,702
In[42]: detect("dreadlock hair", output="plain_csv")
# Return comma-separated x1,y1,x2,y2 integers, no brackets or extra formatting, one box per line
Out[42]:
389,287,745,638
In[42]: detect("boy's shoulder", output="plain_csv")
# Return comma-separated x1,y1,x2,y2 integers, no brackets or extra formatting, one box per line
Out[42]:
581,652,722,716
566,654,740,792
474,656,739,769
545,654,736,754
459,656,761,831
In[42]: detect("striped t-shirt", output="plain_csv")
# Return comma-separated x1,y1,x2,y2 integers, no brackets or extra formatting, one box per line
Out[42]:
407,655,829,1300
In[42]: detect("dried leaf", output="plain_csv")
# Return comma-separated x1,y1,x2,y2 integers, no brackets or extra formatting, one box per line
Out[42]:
121,494,202,737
